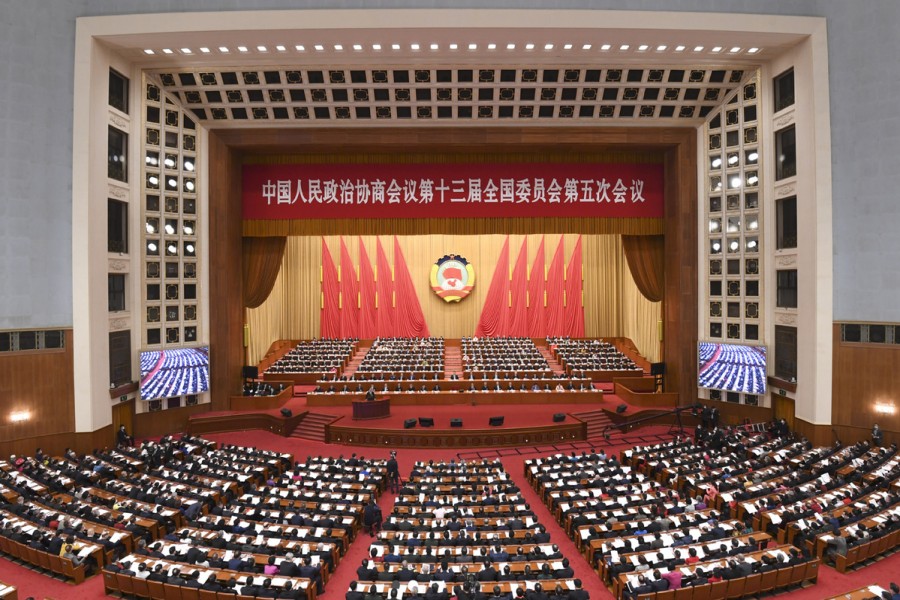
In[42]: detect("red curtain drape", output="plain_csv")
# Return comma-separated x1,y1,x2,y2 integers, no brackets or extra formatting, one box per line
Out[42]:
339,238,359,337
544,237,566,337
375,238,395,337
320,237,341,338
622,234,665,302
357,237,378,339
242,236,287,309
508,238,529,336
528,236,546,337
475,236,511,337
564,235,585,337
392,237,430,337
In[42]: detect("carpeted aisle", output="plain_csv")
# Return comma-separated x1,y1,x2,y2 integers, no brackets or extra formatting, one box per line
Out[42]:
2,430,900,598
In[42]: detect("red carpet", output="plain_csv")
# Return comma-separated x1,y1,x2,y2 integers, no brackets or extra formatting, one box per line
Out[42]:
3,430,900,598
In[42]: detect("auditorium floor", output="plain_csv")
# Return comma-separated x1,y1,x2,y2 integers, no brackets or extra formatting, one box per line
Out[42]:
2,429,899,598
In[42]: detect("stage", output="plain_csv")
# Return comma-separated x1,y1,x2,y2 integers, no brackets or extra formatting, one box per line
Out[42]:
186,380,682,448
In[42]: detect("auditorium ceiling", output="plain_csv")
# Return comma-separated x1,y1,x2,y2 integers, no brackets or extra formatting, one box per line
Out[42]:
96,10,810,127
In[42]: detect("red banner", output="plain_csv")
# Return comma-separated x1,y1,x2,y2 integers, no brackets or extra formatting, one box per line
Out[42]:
242,163,663,219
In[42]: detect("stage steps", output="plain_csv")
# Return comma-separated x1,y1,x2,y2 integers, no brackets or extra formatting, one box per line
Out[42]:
289,412,339,442
443,346,463,379
570,409,616,439
535,342,567,375
340,343,370,378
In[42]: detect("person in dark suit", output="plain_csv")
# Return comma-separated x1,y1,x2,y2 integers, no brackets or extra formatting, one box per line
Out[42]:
527,583,550,600
477,560,498,582
279,556,301,577
568,579,589,600
299,557,324,593
279,581,303,600
624,575,653,600
649,570,669,592
116,425,133,447
202,574,226,593
347,581,366,600
366,386,377,401
425,583,449,600
257,578,280,599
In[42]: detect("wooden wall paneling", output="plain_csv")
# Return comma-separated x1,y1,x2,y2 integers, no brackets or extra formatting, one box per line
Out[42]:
133,403,210,439
111,399,134,440
208,131,246,411
0,330,75,452
832,324,900,436
663,134,698,406
698,398,774,427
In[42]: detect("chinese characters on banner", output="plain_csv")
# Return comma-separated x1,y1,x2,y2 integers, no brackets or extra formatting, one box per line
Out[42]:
242,163,664,219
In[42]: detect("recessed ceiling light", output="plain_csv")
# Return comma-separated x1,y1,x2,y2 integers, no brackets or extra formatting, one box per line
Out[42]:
600,44,611,51
295,45,305,51
180,48,192,54
410,43,420,50
162,48,174,54
353,44,362,51
619,44,630,51
638,44,649,51
468,43,477,50
729,47,741,53
391,43,400,50
275,45,286,52
748,47,760,53
507,43,516,50
334,44,343,51
143,49,155,55
582,44,592,50
675,45,686,52
563,43,573,50
219,46,229,53
430,43,439,50
237,46,248,52
315,44,325,51
449,43,458,50
487,43,496,50
544,43,554,50
711,46,723,53
199,47,211,53
693,45,704,52
525,43,535,50
656,45,667,51
256,46,267,52
372,44,381,51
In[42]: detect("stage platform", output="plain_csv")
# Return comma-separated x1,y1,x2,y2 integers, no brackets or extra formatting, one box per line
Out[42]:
186,382,684,449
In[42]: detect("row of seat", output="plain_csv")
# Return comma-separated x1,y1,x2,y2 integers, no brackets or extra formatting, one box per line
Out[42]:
633,561,818,600
0,534,85,584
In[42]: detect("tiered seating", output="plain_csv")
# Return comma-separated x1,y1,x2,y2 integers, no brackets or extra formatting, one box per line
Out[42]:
347,458,585,600
266,339,358,374
243,381,286,396
547,338,641,375
356,337,445,378
462,337,550,376
529,428,822,599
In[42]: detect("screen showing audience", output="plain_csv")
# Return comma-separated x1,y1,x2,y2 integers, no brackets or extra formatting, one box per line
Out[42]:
140,346,210,401
697,341,766,394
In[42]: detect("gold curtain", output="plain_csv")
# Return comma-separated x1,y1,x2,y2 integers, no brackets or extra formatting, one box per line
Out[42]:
242,236,287,308
621,235,665,302
246,234,661,364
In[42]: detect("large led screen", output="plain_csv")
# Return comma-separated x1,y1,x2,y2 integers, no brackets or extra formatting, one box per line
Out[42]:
698,342,767,395
140,346,210,401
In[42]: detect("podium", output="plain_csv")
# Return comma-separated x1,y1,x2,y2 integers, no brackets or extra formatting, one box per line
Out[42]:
352,396,391,420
